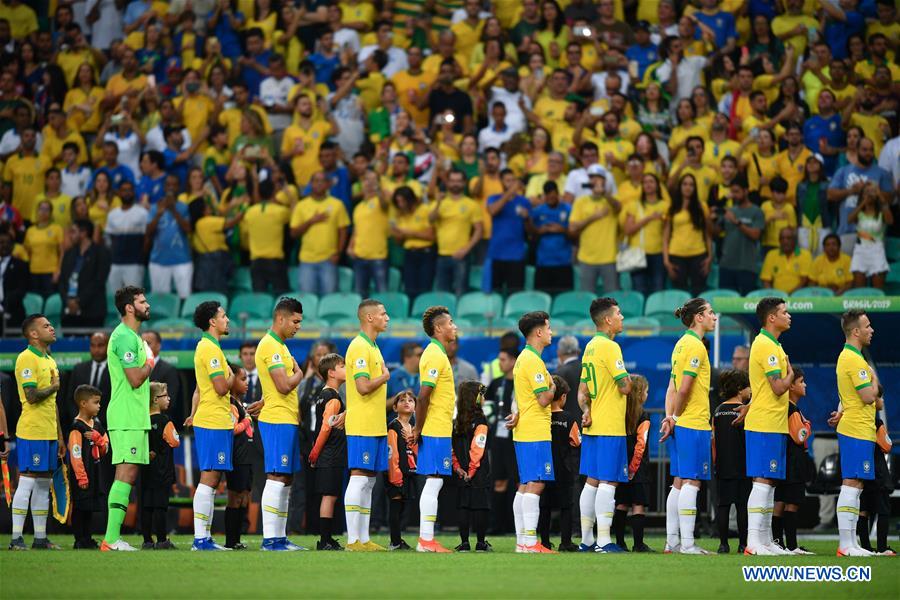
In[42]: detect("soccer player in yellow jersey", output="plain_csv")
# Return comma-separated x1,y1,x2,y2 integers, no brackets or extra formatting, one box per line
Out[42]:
511,311,557,554
659,298,717,555
834,309,879,557
10,313,64,550
256,297,305,551
343,299,391,552
744,297,796,556
412,306,459,553
186,300,235,551
577,298,633,554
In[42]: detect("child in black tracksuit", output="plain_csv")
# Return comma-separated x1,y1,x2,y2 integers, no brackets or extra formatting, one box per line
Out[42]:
452,380,491,552
539,376,580,552
713,369,751,554
613,375,653,553
68,385,108,549
858,384,895,555
225,366,254,550
141,382,180,549
386,390,418,551
773,367,814,553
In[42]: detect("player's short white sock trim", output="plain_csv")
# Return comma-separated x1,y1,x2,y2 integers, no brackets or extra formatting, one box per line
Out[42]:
678,484,699,549
11,476,35,539
523,493,541,547
344,475,367,544
513,491,525,546
747,482,771,549
595,483,616,547
261,480,285,540
193,483,216,540
278,479,290,539
837,485,860,550
579,483,597,546
358,476,377,543
665,486,681,548
419,478,443,542
30,477,51,539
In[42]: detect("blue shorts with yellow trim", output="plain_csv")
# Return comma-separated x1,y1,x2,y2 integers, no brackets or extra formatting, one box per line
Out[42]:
194,427,233,472
347,435,388,471
672,425,711,480
838,433,875,480
580,434,628,482
514,440,555,483
417,436,452,476
16,438,57,473
259,422,302,474
745,430,787,479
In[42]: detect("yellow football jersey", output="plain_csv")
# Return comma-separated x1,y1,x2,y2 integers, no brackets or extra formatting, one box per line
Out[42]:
345,332,388,437
419,339,455,438
670,330,711,431
193,334,232,430
14,346,58,440
836,344,876,442
746,329,789,434
257,331,299,425
513,345,552,443
581,333,629,437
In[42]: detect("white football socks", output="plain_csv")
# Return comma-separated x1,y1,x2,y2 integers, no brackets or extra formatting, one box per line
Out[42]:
513,491,525,546
31,477,51,539
523,493,541,547
665,486,681,548
261,480,285,540
837,485,860,550
11,476,35,539
193,483,216,540
419,478,443,541
579,483,598,546
747,482,771,549
594,483,616,547
678,484,699,549
358,476,376,543
278,481,290,538
344,475,367,544
763,483,776,546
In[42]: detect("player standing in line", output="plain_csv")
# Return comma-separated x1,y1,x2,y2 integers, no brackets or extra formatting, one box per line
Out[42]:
412,306,459,553
577,298,632,554
256,297,306,551
511,311,557,554
10,314,65,550
659,298,717,555
744,297,795,556
102,286,155,552
343,300,391,552
186,301,235,551
834,309,879,557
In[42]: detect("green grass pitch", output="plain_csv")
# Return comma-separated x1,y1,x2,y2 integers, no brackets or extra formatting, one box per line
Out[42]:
2,535,897,598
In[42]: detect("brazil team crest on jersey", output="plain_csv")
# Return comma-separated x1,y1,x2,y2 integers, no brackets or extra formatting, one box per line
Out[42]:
544,462,552,475
863,461,871,473
703,462,709,475
363,452,371,465
218,452,226,465
443,457,451,469
769,459,778,473
281,454,289,466
32,453,41,466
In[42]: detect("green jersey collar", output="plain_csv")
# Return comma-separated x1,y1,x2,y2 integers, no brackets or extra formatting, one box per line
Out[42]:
359,331,377,347
430,338,447,355
525,344,542,358
843,343,864,358
685,329,702,341
202,332,221,348
759,329,780,346
27,345,45,357
594,331,611,340
267,330,284,344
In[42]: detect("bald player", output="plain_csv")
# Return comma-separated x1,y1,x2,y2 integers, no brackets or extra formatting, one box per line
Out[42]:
343,299,391,551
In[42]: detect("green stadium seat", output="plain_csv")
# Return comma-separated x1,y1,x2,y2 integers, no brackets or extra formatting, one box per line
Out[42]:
240,319,272,332
318,293,362,322
229,267,252,293
706,263,719,289
552,291,595,324
411,291,457,319
180,292,228,318
702,289,740,299
885,237,900,262
524,265,535,291
290,292,319,319
458,292,504,321
746,288,774,298
503,291,551,317
644,290,690,316
331,318,362,331
792,286,834,297
146,293,180,321
609,290,645,319
573,319,598,332
372,292,410,319
468,265,483,292
338,266,354,293
152,318,193,331
43,294,62,321
619,270,633,291
24,293,43,315
478,316,519,331
885,266,900,294
843,287,886,297
623,316,662,336
388,267,402,292
230,293,275,319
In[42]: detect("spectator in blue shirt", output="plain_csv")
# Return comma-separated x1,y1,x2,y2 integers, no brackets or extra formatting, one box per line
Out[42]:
487,169,531,294
822,0,866,60
92,142,135,191
827,137,893,247
162,127,191,188
802,90,844,176
123,0,153,31
625,21,658,81
137,150,167,205
303,141,351,210
387,342,422,400
694,0,737,57
308,30,342,91
207,0,245,60
529,181,573,293
146,175,193,299
239,28,272,98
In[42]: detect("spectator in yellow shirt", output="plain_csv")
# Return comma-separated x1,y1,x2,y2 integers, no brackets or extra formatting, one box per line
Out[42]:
760,227,812,294
809,233,853,295
663,174,712,297
3,127,48,222
24,200,64,296
289,171,349,295
761,177,797,253
281,95,339,187
390,185,435,300
349,171,390,295
569,166,623,293
187,197,244,293
429,169,483,296
244,178,291,295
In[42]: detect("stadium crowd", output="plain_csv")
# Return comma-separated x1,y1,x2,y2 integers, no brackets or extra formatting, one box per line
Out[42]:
0,0,898,330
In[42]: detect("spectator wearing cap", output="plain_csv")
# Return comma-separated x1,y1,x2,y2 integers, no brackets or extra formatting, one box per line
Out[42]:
569,165,622,293
564,142,618,203
625,21,658,81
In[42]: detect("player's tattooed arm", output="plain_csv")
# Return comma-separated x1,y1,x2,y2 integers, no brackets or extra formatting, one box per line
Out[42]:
24,380,60,404
578,382,592,428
